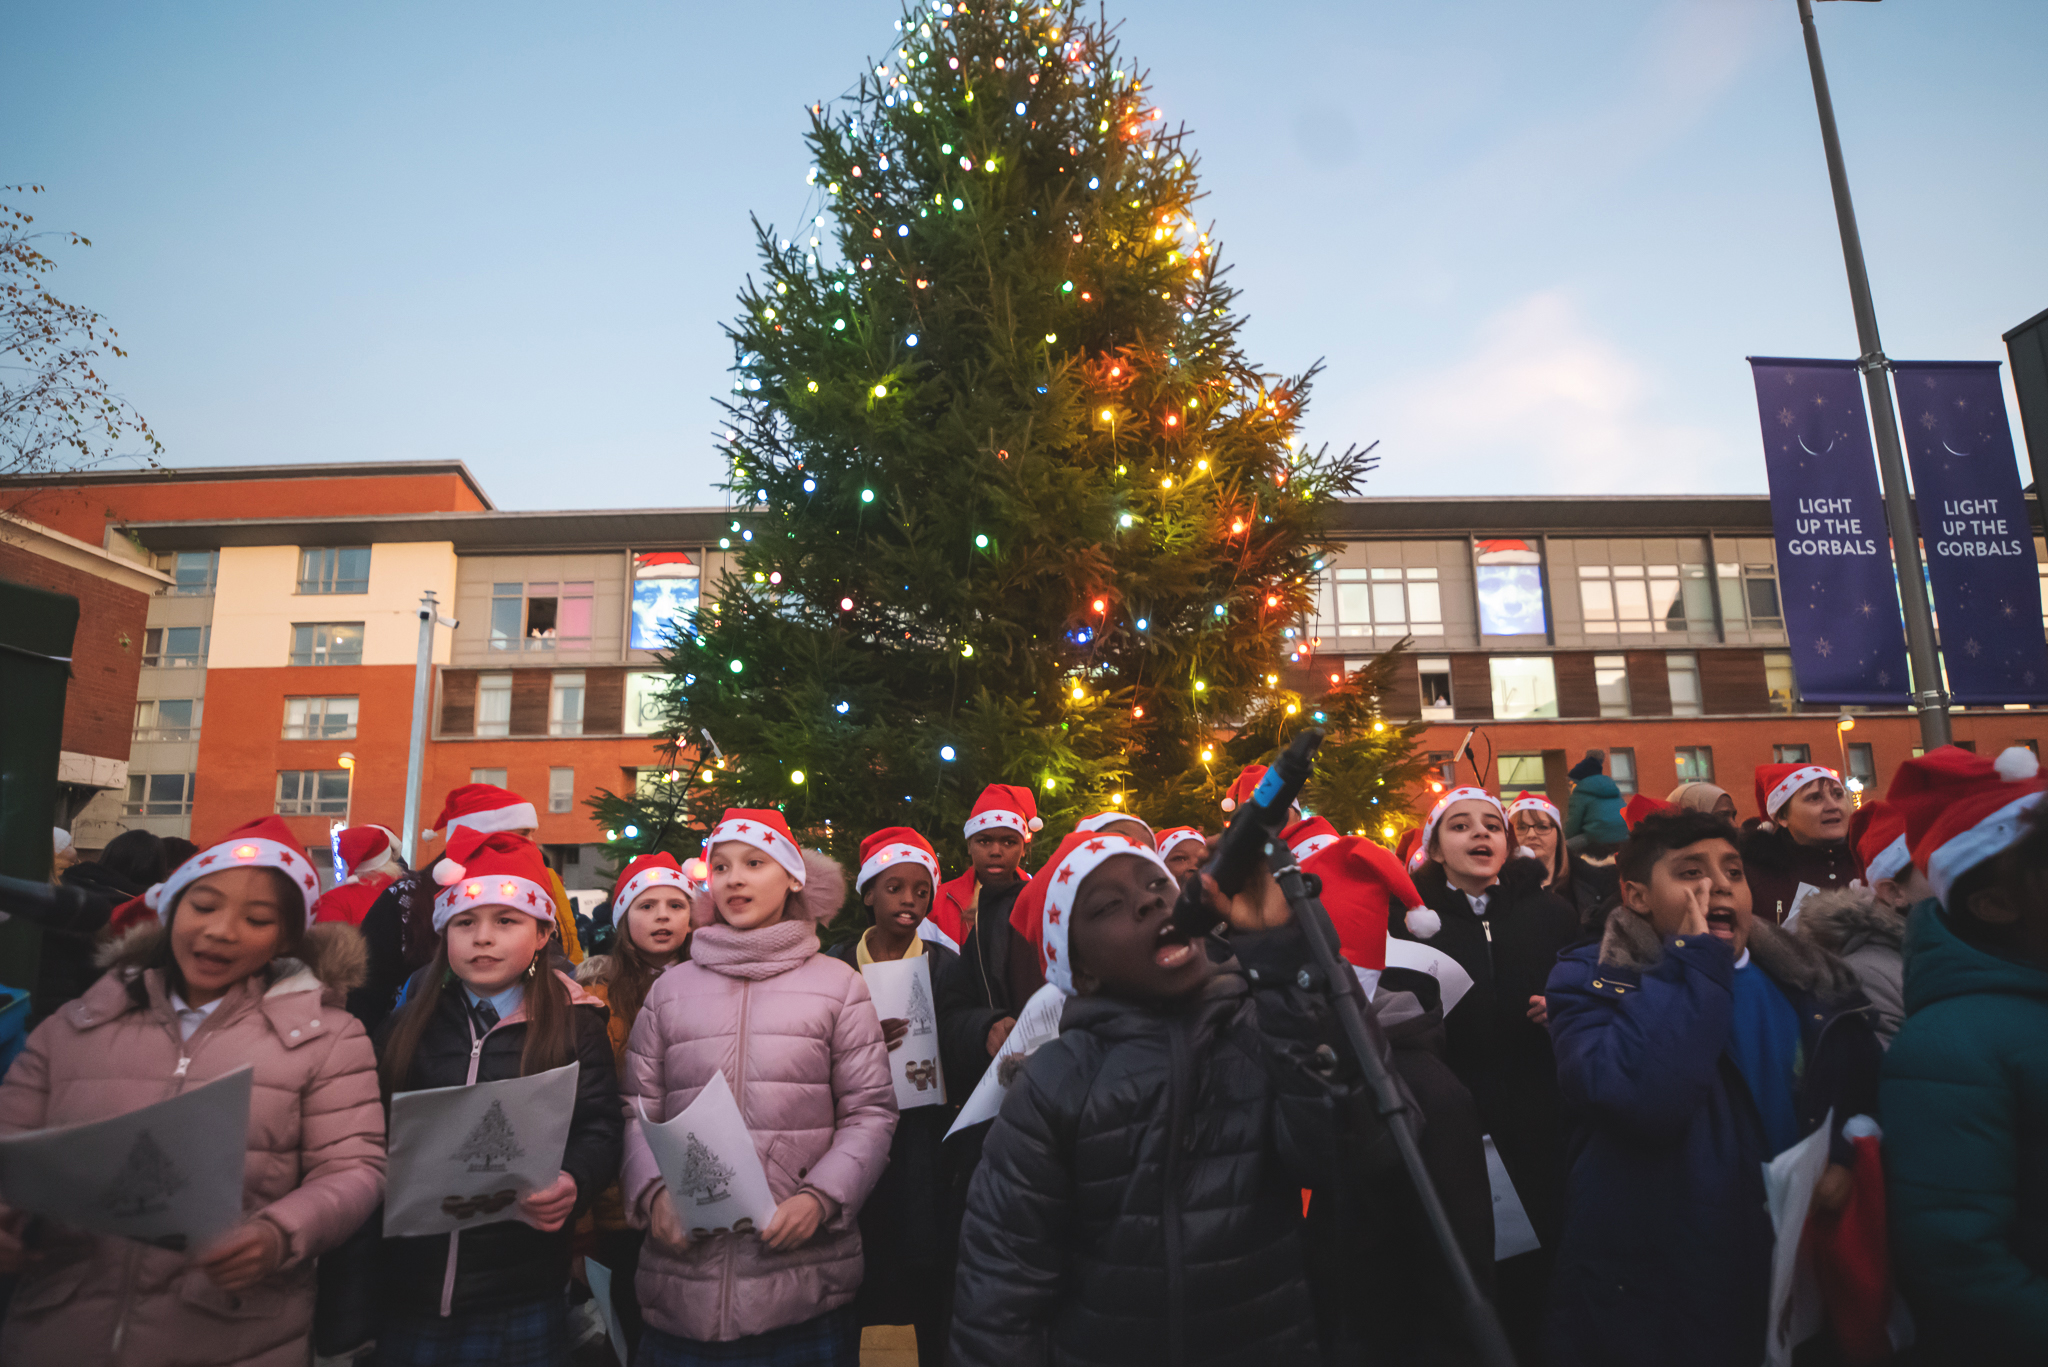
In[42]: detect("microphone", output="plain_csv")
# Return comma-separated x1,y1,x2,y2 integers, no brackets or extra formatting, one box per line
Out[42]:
1170,728,1323,936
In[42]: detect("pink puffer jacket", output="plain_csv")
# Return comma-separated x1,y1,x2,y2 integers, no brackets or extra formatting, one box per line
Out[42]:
0,923,385,1367
622,905,896,1342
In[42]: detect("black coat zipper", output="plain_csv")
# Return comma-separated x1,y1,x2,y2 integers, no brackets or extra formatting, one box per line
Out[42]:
1164,1015,1189,1367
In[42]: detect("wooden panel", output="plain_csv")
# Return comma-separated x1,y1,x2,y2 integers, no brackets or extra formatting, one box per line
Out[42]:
510,672,550,736
1553,652,1600,719
1700,649,1767,716
1380,656,1423,720
1449,654,1493,721
440,670,477,736
584,668,625,734
1625,652,1671,716
1543,749,1571,807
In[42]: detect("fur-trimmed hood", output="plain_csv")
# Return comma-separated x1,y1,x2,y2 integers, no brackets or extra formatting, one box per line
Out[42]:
1596,904,1864,1003
94,919,370,997
1794,886,1905,957
689,847,846,928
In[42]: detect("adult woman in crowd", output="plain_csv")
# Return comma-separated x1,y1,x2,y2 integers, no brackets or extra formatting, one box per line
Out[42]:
1508,795,1611,927
1741,763,1862,925
1668,781,1739,822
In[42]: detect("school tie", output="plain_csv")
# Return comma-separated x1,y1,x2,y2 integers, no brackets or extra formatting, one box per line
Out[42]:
471,997,499,1034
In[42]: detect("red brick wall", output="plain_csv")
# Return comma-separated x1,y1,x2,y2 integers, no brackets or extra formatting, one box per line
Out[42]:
0,542,147,762
8,472,488,546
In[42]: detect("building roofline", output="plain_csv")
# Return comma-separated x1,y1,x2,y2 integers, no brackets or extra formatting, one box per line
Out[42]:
0,460,497,510
1323,493,1781,537
118,506,734,552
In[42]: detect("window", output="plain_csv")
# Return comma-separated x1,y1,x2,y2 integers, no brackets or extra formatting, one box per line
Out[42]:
625,671,667,735
1577,564,1711,633
1609,748,1638,796
163,551,217,596
1425,752,1458,786
1674,746,1715,784
1773,744,1811,764
1846,742,1876,791
1666,653,1702,717
290,622,364,666
492,580,596,652
134,698,200,741
1497,754,1547,800
633,553,702,651
550,673,585,736
276,770,349,816
1318,567,1443,639
476,674,513,738
124,772,194,815
142,626,208,668
470,767,507,787
1718,563,1784,630
1475,539,1547,637
297,547,370,594
489,583,524,652
1488,656,1558,720
549,767,575,814
283,695,358,739
1594,654,1631,717
1765,651,1797,714
1417,658,1453,718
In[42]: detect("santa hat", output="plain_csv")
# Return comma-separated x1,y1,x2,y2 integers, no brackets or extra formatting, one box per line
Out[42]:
1911,747,2044,904
1022,830,1172,994
1221,765,1268,813
1886,745,1999,855
1851,801,1911,885
964,784,1042,839
432,783,539,841
1396,827,1425,874
610,852,693,923
335,824,400,880
1076,811,1156,847
1155,826,1207,862
1622,793,1678,831
1754,763,1838,826
154,817,319,926
431,828,556,932
1811,1116,1894,1367
1505,795,1562,830
856,826,940,892
1408,787,1504,941
1281,815,1341,864
1302,836,1424,971
705,808,809,889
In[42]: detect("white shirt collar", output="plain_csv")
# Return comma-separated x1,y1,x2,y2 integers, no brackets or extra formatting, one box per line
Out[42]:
1465,890,1490,917
464,982,525,1020
1732,948,1752,970
168,992,223,1041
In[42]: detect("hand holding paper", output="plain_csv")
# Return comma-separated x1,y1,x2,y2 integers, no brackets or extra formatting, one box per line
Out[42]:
637,1070,778,1238
861,956,946,1110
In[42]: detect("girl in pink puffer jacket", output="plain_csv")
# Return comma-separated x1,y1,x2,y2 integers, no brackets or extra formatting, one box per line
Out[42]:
0,816,386,1367
621,808,896,1365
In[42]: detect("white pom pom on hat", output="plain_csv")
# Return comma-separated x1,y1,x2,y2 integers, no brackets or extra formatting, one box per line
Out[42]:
1405,907,1442,940
1220,797,1238,812
1029,816,1044,831
434,859,466,887
1995,745,2040,782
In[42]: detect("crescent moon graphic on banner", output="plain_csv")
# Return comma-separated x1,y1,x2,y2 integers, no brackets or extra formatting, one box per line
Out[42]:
1941,441,1971,459
1796,434,1838,457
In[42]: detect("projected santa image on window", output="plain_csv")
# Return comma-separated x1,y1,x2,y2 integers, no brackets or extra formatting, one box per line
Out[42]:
631,552,701,652
1475,539,1547,637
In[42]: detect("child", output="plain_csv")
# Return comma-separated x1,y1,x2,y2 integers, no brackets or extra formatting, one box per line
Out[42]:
1545,808,1881,1367
371,829,623,1364
949,829,1371,1365
576,851,695,1355
0,816,386,1365
1881,747,2047,1360
313,823,405,928
932,785,1045,1092
1154,826,1208,883
622,809,895,1364
825,827,963,1367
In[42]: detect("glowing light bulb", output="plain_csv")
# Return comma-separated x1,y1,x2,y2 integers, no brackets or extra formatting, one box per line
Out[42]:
874,383,888,397
1091,597,1106,613
1071,686,1086,701
790,770,806,785
1135,618,1148,630
840,597,854,610
623,825,640,839
1193,680,1207,692
1099,408,1114,422
974,533,989,548
1200,747,1214,762
860,488,875,503
729,659,744,673
834,701,850,713
701,770,716,782
940,745,956,761
1118,513,1134,528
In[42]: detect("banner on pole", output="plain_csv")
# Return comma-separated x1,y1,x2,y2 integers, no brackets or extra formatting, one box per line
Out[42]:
1748,358,1912,704
1891,361,2048,704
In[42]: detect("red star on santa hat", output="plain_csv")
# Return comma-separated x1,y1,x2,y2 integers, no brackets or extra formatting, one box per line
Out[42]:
735,822,751,834
1056,867,1074,884
527,891,539,906
302,875,315,890
1046,944,1058,960
1084,839,1106,853
199,855,217,866
1048,907,1061,924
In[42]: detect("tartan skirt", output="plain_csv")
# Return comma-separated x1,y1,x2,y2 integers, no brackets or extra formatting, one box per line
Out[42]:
368,1296,571,1366
638,1306,858,1367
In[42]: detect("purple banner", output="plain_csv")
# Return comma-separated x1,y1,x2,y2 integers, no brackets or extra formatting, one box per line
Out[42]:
1893,360,2048,703
1748,358,1911,704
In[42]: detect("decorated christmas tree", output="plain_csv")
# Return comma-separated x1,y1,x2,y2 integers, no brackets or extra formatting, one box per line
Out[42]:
452,1100,526,1174
100,1130,187,1217
680,1132,737,1205
596,0,1417,884
904,971,937,1034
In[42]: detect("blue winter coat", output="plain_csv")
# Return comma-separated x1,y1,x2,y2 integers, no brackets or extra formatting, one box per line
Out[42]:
1543,910,1880,1367
1564,775,1628,847
1881,900,2048,1361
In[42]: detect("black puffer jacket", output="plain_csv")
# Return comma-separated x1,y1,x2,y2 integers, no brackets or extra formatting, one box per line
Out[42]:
1739,821,1862,926
371,973,623,1319
1393,855,1577,1244
949,925,1380,1367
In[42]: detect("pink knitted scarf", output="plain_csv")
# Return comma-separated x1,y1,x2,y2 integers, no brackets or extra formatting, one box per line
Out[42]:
687,918,818,980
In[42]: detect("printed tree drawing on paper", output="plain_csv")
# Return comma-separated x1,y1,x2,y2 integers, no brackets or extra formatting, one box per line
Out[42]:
904,973,936,1035
100,1130,188,1217
680,1133,736,1205
452,1101,526,1174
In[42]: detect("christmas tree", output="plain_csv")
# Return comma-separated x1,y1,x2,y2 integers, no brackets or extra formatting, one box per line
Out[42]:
100,1130,187,1217
452,1100,526,1174
595,0,1400,886
904,970,937,1034
680,1132,736,1205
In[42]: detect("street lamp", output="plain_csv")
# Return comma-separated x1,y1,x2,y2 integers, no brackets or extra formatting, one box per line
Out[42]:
337,752,357,827
1833,713,1856,800
400,591,460,868
1794,0,1950,748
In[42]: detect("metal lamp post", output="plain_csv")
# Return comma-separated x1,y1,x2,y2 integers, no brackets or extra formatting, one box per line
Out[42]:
400,590,460,868
1795,0,1952,748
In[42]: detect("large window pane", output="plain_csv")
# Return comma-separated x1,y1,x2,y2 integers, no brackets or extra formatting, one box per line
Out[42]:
1675,746,1715,784
477,674,512,738
290,623,364,666
283,695,358,739
549,767,575,814
1765,652,1797,714
1667,653,1703,717
624,671,667,735
1594,655,1630,717
1488,656,1559,719
1371,583,1406,626
276,769,349,816
1580,579,1615,626
297,547,371,594
550,673,585,737
143,626,208,667
490,584,523,651
169,551,217,596
1498,754,1547,799
1406,580,1442,627
1336,582,1371,628
1475,539,1547,636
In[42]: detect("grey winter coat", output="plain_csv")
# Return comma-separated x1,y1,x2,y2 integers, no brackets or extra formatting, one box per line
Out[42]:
1795,887,1906,1043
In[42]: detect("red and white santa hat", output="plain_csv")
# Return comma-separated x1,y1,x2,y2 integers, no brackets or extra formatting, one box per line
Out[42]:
1281,814,1341,864
1622,793,1678,831
1076,811,1157,846
610,852,693,923
1019,830,1172,995
1417,787,1504,862
431,828,556,931
1755,763,1838,827
1155,826,1207,861
1220,765,1268,813
152,816,320,925
1396,827,1426,874
1505,795,1562,829
856,826,940,892
705,808,809,888
1886,745,1997,855
1909,747,2044,904
963,784,1043,840
1302,835,1425,971
1851,800,1911,886
334,824,400,880
433,783,539,842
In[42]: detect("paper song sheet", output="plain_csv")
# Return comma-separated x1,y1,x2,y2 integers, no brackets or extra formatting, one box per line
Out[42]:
862,954,946,1110
947,980,1066,1139
1384,937,1476,1015
1482,1135,1541,1260
639,1069,778,1236
384,1061,579,1238
1764,1109,1833,1367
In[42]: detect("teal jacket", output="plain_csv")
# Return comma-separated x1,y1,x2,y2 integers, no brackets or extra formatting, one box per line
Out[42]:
1564,775,1627,846
1881,901,2048,1361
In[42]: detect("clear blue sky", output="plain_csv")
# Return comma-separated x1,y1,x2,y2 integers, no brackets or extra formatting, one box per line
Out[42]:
8,0,2044,510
